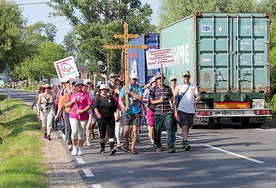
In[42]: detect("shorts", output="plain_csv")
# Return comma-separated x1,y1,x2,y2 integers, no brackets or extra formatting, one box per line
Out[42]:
178,110,194,128
121,112,141,126
87,113,94,124
146,107,154,127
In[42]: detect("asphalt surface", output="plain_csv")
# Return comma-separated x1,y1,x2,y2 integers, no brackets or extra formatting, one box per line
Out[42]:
1,87,276,188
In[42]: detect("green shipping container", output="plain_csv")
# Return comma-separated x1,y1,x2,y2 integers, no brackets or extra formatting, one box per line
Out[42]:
161,12,270,94
161,12,271,126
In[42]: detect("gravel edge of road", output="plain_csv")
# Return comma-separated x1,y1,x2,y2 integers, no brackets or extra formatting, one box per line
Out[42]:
42,132,87,188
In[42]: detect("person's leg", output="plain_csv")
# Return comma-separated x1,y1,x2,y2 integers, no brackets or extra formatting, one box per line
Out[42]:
40,112,47,138
164,114,175,152
69,118,79,155
106,119,117,155
154,114,163,150
146,107,154,146
46,112,54,140
122,113,131,152
98,120,107,153
179,111,192,151
77,120,88,155
63,111,72,148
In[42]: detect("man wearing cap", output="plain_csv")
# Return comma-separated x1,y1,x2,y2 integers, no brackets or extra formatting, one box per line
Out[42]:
174,70,200,151
149,72,177,153
119,73,143,154
108,73,117,91
65,79,92,156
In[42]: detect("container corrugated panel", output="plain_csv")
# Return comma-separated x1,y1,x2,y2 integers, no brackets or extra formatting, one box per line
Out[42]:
128,34,160,86
161,12,270,94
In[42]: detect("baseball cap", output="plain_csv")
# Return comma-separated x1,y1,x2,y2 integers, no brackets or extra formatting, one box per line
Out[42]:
84,79,92,85
170,76,177,81
109,73,117,78
130,73,138,79
99,84,109,90
182,70,191,77
155,72,166,80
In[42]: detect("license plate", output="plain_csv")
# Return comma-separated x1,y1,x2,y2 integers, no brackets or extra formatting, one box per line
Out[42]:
222,110,244,115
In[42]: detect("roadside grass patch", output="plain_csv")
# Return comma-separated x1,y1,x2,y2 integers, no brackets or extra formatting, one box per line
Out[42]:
0,95,48,188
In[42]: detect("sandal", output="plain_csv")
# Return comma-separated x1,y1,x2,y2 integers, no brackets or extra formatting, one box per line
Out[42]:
131,149,138,154
124,145,129,152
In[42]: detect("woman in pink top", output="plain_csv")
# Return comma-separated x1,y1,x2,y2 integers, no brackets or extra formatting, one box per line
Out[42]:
65,79,92,156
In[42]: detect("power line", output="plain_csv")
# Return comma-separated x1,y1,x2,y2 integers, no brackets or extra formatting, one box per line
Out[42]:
17,2,50,6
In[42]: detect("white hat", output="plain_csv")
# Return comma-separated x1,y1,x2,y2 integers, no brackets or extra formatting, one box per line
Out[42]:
84,79,92,85
99,84,109,90
130,73,138,79
75,79,84,85
170,76,177,81
109,73,117,78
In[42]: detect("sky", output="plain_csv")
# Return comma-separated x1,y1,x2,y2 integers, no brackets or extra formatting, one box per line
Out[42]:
15,0,160,44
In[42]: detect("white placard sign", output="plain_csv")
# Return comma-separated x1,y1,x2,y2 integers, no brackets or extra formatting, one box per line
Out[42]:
146,48,175,69
54,56,79,82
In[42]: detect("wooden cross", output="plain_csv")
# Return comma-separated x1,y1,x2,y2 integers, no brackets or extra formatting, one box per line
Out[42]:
105,23,147,108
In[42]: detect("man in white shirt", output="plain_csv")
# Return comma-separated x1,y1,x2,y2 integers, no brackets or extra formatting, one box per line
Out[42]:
174,70,200,151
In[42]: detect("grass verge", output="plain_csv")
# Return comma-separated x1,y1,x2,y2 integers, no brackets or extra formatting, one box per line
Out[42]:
0,94,48,188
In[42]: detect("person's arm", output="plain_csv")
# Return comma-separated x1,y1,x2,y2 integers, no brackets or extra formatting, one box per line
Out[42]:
119,87,129,113
93,72,97,90
64,93,76,108
195,85,200,102
36,95,41,116
130,86,142,101
31,95,38,109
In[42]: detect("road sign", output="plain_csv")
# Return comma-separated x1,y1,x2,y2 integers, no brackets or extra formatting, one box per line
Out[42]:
146,48,175,69
53,56,79,82
104,23,147,108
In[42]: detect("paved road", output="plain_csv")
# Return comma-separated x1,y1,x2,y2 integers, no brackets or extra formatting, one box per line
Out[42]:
1,88,276,188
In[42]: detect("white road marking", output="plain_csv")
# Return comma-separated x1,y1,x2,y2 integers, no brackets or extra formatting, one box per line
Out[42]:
256,128,267,131
204,144,264,164
92,184,102,188
76,158,85,164
83,169,94,177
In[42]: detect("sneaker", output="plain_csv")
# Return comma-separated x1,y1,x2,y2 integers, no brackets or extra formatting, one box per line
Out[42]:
77,150,84,156
100,148,105,154
43,133,47,139
83,141,87,146
167,148,176,153
86,141,92,146
116,144,122,149
47,135,52,140
156,147,162,152
71,149,78,156
110,149,117,155
67,145,72,151
182,140,191,151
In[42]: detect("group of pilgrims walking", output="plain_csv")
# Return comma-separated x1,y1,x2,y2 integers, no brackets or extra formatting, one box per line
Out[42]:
31,70,200,156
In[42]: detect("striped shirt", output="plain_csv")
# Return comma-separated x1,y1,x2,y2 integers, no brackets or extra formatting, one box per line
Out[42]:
149,85,173,115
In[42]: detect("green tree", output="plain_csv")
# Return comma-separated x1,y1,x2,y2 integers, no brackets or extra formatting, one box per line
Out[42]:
49,0,156,74
0,0,27,72
158,0,258,28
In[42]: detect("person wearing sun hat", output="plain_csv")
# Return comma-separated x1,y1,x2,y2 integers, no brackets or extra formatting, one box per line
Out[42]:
93,84,119,155
174,70,200,151
65,78,93,156
149,72,177,153
37,84,56,141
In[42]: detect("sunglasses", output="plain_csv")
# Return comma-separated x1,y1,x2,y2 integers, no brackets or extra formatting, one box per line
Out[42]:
183,75,190,78
45,87,51,89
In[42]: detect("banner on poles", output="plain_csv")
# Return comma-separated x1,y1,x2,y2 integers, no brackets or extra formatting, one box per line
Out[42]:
54,56,79,82
146,48,175,69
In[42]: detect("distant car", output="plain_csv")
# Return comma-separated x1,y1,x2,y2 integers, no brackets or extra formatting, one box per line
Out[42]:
42,79,48,83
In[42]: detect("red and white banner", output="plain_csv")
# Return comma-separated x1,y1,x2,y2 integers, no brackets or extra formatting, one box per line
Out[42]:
54,56,79,82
